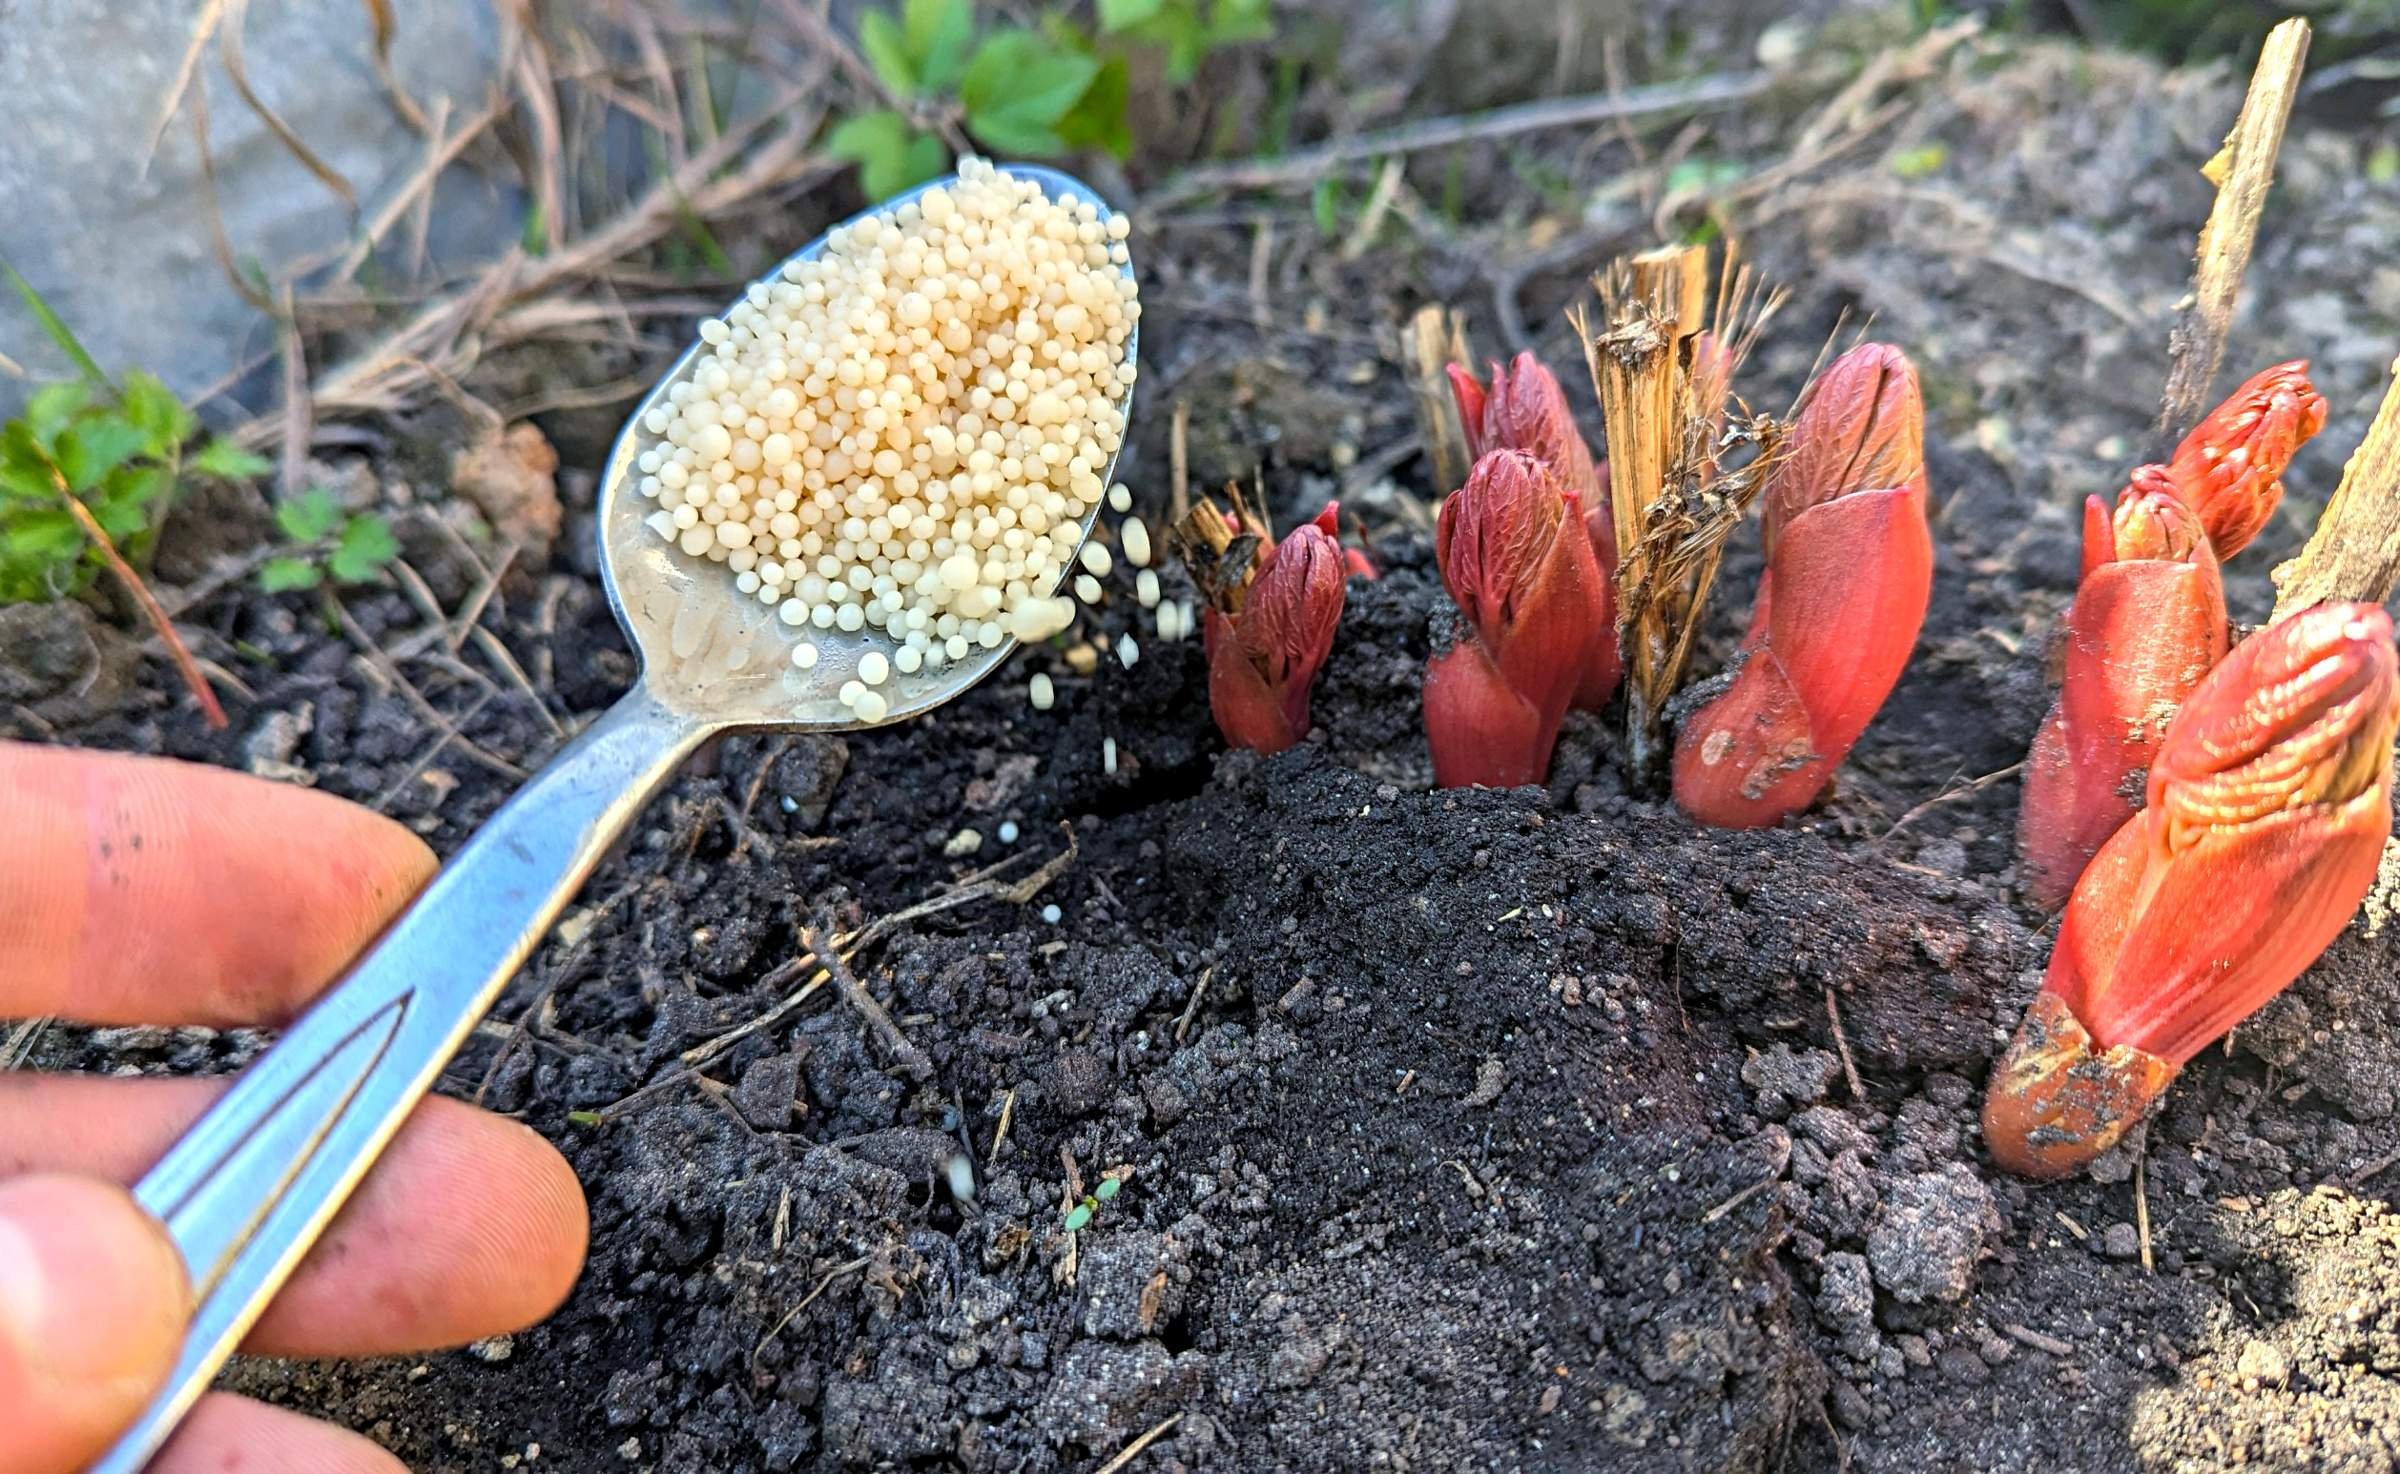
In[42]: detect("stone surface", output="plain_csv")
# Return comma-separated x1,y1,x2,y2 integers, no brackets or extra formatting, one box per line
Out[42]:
0,0,512,415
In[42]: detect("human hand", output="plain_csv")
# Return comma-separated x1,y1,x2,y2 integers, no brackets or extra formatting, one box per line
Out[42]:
0,742,589,1473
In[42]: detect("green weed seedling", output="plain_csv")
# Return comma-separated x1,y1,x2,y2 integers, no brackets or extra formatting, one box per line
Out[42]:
827,0,1268,200
1062,1168,1130,1232
258,488,400,594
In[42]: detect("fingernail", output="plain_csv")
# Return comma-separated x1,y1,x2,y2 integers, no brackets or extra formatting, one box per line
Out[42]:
0,1175,190,1396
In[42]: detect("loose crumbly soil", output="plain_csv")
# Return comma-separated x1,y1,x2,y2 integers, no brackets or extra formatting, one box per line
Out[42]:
17,24,2400,1474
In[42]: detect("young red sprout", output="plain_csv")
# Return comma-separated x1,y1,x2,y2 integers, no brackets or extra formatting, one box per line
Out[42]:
1423,449,1608,787
1202,503,1348,754
2161,359,2328,559
1985,602,2399,1178
2016,472,2231,908
1670,342,1932,828
1448,352,1622,709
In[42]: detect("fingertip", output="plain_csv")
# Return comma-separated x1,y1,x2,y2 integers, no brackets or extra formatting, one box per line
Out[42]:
154,1394,410,1474
0,1173,191,1474
251,1097,589,1356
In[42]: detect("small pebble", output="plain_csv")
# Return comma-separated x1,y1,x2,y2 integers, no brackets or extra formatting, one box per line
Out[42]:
1064,643,1100,674
998,820,1020,843
1122,518,1152,567
1135,569,1160,608
1108,482,1132,513
1075,574,1104,604
792,641,819,669
1117,633,1139,669
1041,903,1064,924
779,795,798,814
945,828,984,857
1030,672,1056,710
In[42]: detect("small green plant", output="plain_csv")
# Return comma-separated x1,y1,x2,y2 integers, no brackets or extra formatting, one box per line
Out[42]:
826,0,1267,200
1061,1167,1130,1232
258,488,400,593
0,264,262,725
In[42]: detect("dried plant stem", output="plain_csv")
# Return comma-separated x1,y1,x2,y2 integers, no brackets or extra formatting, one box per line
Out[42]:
2154,17,2310,454
1407,304,1475,496
2272,356,2400,620
1585,245,1707,777
45,463,228,730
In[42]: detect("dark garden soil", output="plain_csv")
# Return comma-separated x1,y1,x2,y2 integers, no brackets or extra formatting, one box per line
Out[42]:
16,21,2400,1474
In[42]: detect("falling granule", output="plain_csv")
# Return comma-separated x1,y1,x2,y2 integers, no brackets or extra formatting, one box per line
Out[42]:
1030,672,1056,710
1122,517,1151,567
1135,569,1160,608
945,1153,976,1203
1103,736,1119,774
1079,542,1113,577
1108,482,1132,513
1041,903,1063,924
1117,632,1139,669
632,157,1139,671
1074,574,1104,604
1154,602,1179,641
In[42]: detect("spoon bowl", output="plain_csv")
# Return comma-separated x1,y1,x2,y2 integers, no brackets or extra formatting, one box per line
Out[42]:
601,164,1133,733
93,163,1135,1473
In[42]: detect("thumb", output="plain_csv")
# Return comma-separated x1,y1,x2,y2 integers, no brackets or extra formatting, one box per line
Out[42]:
0,1174,191,1474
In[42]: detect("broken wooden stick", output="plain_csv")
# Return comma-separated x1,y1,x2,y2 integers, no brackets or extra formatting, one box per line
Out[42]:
2272,357,2400,619
2154,17,2310,453
1407,303,1476,496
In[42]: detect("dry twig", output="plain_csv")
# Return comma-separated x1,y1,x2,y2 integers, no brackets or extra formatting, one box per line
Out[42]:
2154,17,2310,452
2272,357,2400,619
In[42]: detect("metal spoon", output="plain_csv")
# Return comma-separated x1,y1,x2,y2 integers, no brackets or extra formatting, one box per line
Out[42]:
93,164,1134,1473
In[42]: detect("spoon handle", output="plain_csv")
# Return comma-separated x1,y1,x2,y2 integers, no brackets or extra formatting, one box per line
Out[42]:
92,685,709,1473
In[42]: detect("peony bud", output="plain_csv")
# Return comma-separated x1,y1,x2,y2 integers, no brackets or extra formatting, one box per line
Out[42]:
1204,502,1348,754
2017,473,2230,908
1672,343,1932,828
1424,450,1607,787
1986,603,2398,1177
2162,360,2327,559
1448,353,1621,707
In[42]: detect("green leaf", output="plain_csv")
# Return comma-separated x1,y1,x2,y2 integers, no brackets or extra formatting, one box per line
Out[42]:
826,110,948,200
53,418,149,493
859,10,917,96
960,30,1099,153
257,556,324,593
0,423,52,500
1887,144,1947,180
1097,0,1167,30
2,260,106,385
93,487,152,542
1,509,85,566
328,514,400,583
192,438,273,481
117,372,196,454
114,465,174,510
275,488,343,543
1055,56,1134,159
905,0,975,93
1207,0,1273,43
24,382,90,448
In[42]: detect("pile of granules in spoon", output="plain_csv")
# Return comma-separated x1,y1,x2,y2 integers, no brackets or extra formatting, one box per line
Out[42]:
633,158,1137,706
